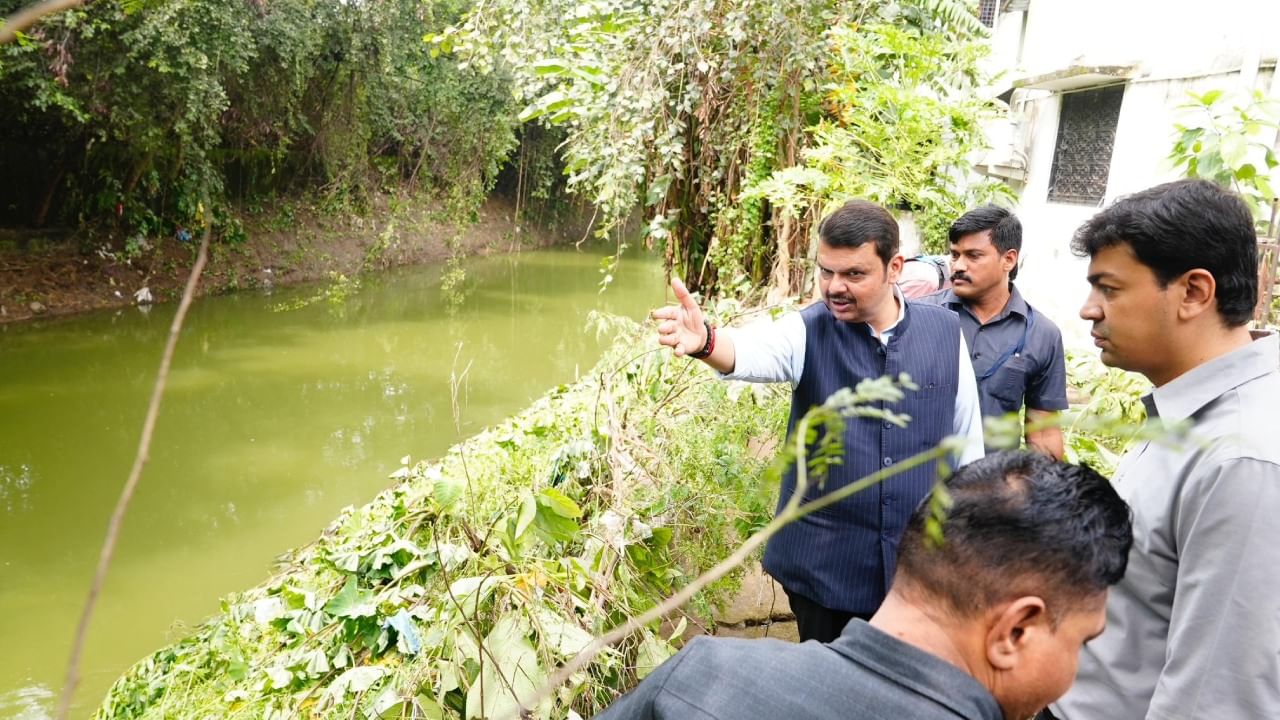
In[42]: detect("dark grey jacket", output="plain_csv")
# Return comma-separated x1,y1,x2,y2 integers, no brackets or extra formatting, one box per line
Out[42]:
595,620,1002,720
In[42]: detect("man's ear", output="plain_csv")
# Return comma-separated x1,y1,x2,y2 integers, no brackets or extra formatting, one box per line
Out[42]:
1175,268,1217,321
986,596,1050,670
887,254,905,284
1002,249,1019,276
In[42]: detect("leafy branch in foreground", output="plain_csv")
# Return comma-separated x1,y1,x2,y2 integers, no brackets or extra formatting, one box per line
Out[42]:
515,376,965,719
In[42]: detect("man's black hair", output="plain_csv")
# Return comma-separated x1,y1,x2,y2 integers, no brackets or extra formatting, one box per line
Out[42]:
1070,179,1258,326
817,199,899,266
896,451,1133,619
950,205,1023,280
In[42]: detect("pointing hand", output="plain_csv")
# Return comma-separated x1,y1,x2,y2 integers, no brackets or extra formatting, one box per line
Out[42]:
651,278,707,357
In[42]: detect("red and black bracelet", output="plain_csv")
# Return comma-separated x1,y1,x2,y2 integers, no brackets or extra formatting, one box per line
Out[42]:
690,319,716,359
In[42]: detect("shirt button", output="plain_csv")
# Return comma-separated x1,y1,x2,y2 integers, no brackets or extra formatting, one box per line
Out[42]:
973,352,982,359
882,497,891,506
882,421,893,429
883,457,893,467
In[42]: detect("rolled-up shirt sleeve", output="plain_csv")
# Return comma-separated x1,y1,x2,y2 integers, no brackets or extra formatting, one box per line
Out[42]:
1026,331,1069,412
953,334,985,466
718,312,806,385
1148,457,1280,719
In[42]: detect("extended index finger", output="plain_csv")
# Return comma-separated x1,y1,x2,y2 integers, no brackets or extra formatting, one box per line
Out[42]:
670,277,700,315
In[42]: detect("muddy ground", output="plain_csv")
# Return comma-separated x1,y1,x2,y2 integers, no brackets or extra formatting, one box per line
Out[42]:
0,194,594,325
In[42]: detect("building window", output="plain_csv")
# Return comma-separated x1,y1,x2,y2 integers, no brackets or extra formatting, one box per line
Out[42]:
1047,84,1125,205
978,0,999,27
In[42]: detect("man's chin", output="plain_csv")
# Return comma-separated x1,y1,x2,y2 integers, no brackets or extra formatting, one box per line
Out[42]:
1097,347,1127,370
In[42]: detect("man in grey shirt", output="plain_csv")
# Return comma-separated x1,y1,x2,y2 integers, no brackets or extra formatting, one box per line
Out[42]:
917,206,1069,457
597,451,1133,720
1049,179,1280,719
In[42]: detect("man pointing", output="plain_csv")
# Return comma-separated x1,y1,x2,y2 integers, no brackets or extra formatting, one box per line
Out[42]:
653,199,983,642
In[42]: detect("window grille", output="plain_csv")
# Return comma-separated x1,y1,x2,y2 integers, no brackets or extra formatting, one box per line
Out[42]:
1047,85,1125,205
978,0,999,27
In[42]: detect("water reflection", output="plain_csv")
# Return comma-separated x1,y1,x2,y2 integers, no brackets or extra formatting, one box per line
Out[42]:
0,683,53,720
0,463,35,514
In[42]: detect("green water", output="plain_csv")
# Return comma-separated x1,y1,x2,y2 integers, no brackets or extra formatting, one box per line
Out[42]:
0,247,664,718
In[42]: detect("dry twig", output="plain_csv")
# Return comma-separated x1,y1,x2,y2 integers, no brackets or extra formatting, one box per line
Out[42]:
0,0,84,44
54,219,212,720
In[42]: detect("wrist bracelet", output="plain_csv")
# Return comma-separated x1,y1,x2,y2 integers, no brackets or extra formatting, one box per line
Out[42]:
690,319,716,359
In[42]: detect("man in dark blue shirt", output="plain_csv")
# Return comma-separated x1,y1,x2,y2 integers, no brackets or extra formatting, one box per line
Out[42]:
918,206,1069,457
595,452,1133,720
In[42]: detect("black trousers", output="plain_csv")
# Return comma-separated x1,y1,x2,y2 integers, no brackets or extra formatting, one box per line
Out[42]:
1035,709,1060,720
785,589,873,643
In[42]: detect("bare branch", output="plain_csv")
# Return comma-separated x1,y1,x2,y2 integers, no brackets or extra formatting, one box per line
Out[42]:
0,0,85,45
55,218,212,720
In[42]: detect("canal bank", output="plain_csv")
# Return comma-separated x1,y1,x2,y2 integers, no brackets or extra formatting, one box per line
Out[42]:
0,194,591,326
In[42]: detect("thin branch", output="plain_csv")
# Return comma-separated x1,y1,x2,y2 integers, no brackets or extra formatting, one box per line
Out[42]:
506,429,956,720
55,218,212,720
0,0,84,44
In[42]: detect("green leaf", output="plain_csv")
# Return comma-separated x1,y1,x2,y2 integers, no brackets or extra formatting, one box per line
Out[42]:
634,631,674,680
530,59,568,76
1198,152,1224,182
1220,133,1247,168
302,648,331,676
324,577,377,619
534,503,579,544
324,666,389,704
433,473,464,510
538,488,582,518
529,606,593,657
413,694,446,720
646,174,673,206
370,688,407,719
1200,89,1224,106
515,492,538,537
446,576,504,616
464,614,548,719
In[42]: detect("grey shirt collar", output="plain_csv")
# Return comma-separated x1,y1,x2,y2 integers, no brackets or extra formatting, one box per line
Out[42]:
938,284,1031,323
830,620,1003,720
1144,332,1280,421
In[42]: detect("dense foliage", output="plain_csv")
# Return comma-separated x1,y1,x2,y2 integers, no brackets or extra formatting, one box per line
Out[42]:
1168,88,1280,231
96,314,788,720
1060,352,1150,476
0,0,520,234
436,0,1007,293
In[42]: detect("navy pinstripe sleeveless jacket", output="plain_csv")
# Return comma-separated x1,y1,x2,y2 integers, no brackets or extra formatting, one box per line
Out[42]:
762,300,960,614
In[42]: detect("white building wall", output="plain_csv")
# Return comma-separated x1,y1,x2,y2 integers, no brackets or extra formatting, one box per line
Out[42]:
982,0,1280,348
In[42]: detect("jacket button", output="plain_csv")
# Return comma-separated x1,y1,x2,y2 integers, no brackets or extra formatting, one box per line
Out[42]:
882,421,892,429
883,457,893,467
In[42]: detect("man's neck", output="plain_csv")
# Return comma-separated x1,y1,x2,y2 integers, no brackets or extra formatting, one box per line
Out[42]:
869,591,976,675
1152,324,1255,387
966,283,1012,325
869,290,903,334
